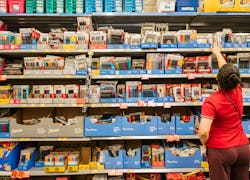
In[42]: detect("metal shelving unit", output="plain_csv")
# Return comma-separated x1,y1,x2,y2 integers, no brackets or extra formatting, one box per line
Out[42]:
0,104,84,108
2,75,86,79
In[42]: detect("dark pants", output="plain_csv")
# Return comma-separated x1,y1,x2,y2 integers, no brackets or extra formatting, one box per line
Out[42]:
207,144,250,180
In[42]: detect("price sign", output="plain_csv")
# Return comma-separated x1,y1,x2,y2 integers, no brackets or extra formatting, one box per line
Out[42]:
137,99,145,107
11,170,30,179
120,103,128,109
108,169,123,176
163,102,171,109
141,74,149,80
0,75,7,81
188,74,195,80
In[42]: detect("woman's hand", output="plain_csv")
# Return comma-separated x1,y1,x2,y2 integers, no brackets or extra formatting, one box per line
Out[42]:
211,41,222,56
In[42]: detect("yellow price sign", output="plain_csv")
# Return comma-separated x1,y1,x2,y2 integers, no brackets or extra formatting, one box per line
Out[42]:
20,138,31,141
58,138,68,141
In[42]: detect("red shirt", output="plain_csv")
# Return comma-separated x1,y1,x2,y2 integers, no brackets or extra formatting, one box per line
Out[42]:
201,85,249,148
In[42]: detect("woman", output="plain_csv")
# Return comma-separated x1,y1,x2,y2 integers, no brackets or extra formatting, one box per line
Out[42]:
199,42,250,180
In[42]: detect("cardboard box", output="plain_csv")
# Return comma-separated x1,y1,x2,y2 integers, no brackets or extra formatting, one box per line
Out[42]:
157,115,175,135
175,115,195,135
104,150,123,169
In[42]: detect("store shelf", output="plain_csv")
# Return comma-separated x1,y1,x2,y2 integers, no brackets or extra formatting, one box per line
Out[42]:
89,102,202,108
0,49,88,56
0,137,90,142
12,168,204,176
92,135,199,140
2,75,86,80
0,104,85,108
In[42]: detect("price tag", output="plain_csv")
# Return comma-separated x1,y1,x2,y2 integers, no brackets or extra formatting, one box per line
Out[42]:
31,50,35,52
147,100,155,107
188,74,195,80
19,75,25,79
141,74,149,80
137,99,145,107
91,170,98,174
164,102,171,109
21,104,27,108
30,104,36,107
58,104,63,107
108,169,123,176
45,49,49,52
124,136,132,140
65,75,71,78
0,75,7,81
120,103,128,109
229,48,234,51
40,104,45,107
58,138,68,141
88,50,94,56
20,138,31,141
166,135,180,142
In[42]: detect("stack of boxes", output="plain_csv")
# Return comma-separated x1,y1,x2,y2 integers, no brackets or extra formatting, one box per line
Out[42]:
85,0,103,14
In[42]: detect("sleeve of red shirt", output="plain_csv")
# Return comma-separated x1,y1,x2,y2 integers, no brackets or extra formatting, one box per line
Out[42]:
201,98,216,120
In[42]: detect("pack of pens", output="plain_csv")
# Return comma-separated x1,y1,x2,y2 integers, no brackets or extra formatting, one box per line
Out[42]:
126,81,142,103
196,56,212,74
146,53,165,74
100,56,115,75
12,85,30,104
115,57,132,75
0,119,10,138
131,58,147,74
20,28,41,49
196,33,213,48
177,30,198,48
165,54,184,74
142,84,158,102
18,147,37,171
237,53,250,74
107,29,129,49
0,0,8,13
89,31,107,49
0,85,12,104
241,82,250,102
99,81,117,103
0,31,17,50
160,31,178,48
141,31,160,49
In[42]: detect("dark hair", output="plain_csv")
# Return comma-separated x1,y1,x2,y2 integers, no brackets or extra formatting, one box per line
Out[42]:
217,63,241,90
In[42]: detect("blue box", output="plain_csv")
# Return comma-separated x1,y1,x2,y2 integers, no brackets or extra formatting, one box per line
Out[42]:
107,44,130,49
123,149,141,169
131,69,147,74
240,69,250,74
157,116,175,135
178,43,198,48
165,148,202,168
243,98,250,102
147,70,164,75
84,116,122,137
0,143,23,171
157,97,167,102
116,70,132,75
141,145,152,168
130,45,141,49
104,150,123,169
117,98,126,103
165,69,182,74
141,43,158,49
100,70,116,75
20,44,37,50
18,148,37,171
126,97,141,103
197,43,211,48
35,161,44,167
121,116,158,136
100,98,117,103
242,120,250,134
142,97,158,103
212,69,219,74
76,70,87,75
233,43,247,48
0,120,10,138
160,44,178,48
167,96,175,102
222,43,234,48
175,115,195,135
176,6,198,12
176,0,199,7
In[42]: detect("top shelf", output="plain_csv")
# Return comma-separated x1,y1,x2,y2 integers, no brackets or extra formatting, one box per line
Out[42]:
2,12,250,32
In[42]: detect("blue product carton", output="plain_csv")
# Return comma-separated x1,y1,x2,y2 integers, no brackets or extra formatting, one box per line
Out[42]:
0,143,23,171
165,148,202,168
107,44,130,49
100,57,116,75
123,149,141,169
76,70,87,75
160,44,178,48
20,44,37,50
121,116,158,136
176,6,198,12
0,120,10,138
178,43,198,48
84,116,122,137
104,150,123,169
176,0,198,12
141,43,158,49
242,120,250,134
141,145,152,168
222,43,234,48
197,43,211,48
35,161,44,167
157,116,175,135
18,148,37,171
131,69,147,74
175,115,195,135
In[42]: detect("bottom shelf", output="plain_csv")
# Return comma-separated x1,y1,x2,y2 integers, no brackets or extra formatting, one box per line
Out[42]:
3,168,203,176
